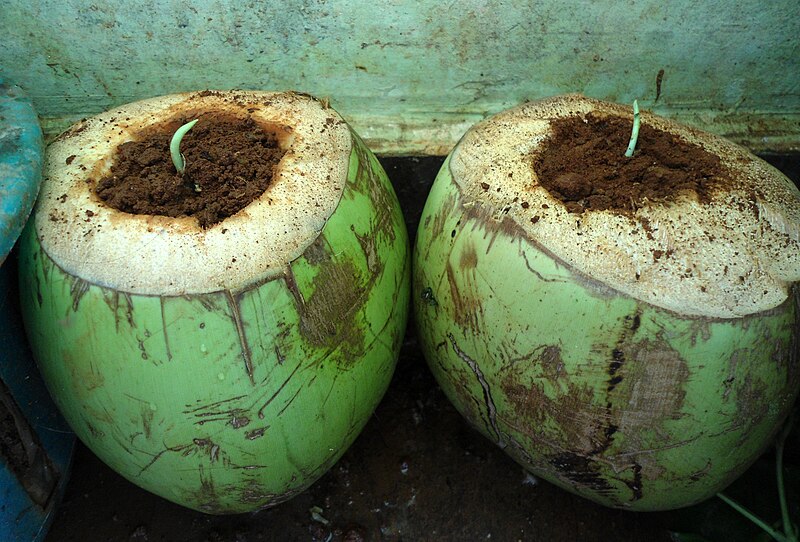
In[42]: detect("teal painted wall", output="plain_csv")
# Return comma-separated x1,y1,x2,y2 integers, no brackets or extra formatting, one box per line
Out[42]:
2,0,798,154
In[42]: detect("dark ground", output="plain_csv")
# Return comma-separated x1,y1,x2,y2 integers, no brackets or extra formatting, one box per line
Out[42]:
43,154,800,542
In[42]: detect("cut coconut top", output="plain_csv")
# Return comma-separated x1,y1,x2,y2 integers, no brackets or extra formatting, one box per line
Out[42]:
36,90,352,295
450,94,800,318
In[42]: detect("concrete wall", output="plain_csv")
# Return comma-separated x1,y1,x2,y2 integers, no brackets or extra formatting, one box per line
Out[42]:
2,0,798,153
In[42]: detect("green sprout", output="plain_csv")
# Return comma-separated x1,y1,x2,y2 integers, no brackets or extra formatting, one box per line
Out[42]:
717,412,798,542
170,119,198,174
624,99,640,157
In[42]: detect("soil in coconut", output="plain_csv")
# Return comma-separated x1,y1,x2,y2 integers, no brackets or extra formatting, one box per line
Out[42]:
532,112,733,213
96,113,286,228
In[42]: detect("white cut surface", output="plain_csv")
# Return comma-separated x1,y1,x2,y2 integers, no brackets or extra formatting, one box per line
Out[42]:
36,90,351,295
450,94,800,317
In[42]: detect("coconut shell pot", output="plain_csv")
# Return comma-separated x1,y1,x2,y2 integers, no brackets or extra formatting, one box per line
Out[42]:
413,94,800,511
18,90,410,513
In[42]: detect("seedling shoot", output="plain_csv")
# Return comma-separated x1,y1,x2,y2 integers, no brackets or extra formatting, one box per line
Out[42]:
624,100,640,157
170,119,198,174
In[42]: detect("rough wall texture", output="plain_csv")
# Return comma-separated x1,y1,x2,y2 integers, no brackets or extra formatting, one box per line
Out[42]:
2,0,799,153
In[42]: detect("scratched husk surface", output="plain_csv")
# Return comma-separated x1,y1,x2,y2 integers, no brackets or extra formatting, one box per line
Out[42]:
18,135,410,513
414,158,799,512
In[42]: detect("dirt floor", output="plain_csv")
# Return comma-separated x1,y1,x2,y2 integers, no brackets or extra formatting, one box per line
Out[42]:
43,155,799,542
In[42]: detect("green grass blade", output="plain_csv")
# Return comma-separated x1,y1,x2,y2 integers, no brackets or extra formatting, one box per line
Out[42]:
717,492,787,542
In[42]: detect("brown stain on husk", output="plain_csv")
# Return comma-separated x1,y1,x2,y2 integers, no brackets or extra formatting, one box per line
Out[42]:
445,261,483,334
458,241,478,271
500,370,600,457
298,259,367,363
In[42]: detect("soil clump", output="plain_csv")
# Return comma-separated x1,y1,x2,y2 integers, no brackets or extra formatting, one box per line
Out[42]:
533,112,732,213
96,113,285,227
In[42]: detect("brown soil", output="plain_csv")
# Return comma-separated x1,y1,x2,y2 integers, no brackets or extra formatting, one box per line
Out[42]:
96,113,286,228
532,112,731,213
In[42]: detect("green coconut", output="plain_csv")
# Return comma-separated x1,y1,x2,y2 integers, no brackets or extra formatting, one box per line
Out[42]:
18,90,410,513
414,94,800,511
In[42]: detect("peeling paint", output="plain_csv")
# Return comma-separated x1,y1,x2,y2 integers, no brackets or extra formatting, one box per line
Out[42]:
4,1,800,152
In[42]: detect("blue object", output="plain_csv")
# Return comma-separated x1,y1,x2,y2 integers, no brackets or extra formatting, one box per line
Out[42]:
0,80,43,265
0,79,75,541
